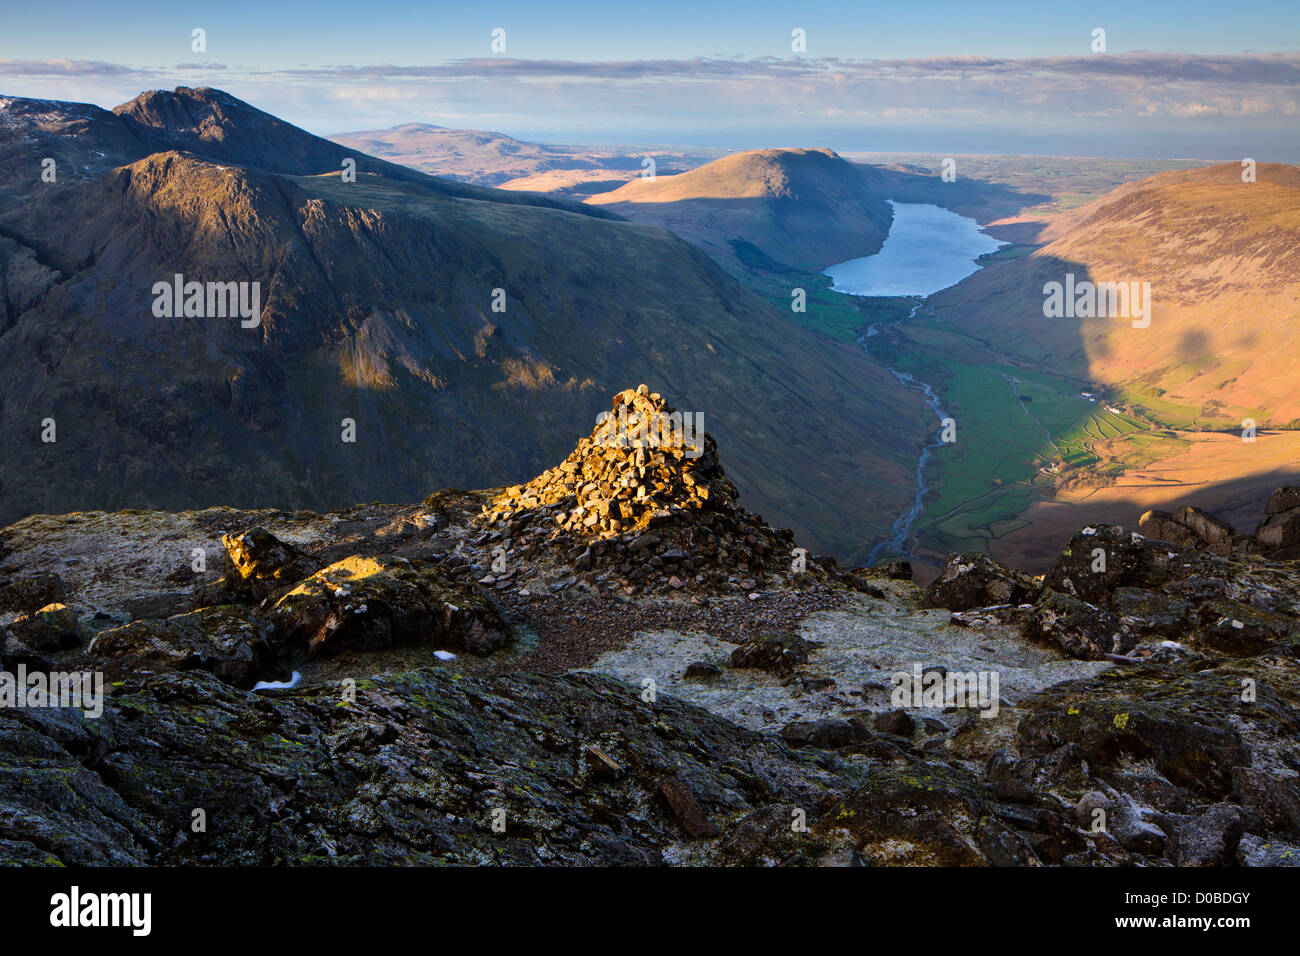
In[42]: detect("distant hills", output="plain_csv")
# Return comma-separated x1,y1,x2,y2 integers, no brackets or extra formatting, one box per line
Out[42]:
329,122,710,192
0,87,927,555
586,148,894,273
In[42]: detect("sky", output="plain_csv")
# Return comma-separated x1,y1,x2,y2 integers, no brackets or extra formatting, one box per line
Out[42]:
1,0,1297,159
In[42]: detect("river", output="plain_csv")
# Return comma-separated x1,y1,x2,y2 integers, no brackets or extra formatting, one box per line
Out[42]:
828,202,1005,562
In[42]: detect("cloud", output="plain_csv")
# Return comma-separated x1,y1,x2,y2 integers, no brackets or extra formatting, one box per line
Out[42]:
0,51,1295,140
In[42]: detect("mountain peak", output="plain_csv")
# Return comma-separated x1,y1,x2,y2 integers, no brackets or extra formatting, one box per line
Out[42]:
111,86,358,176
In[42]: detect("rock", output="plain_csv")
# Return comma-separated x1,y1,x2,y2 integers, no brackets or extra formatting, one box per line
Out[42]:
813,764,1015,866
0,666,850,865
0,571,65,614
1173,506,1236,545
1165,804,1248,866
780,718,866,749
1194,600,1295,656
683,661,721,680
86,604,272,687
7,603,82,650
1109,587,1192,638
266,555,509,657
123,592,195,621
1255,507,1300,556
221,527,320,601
1023,589,1135,659
1236,834,1300,866
658,775,719,839
730,634,815,677
1266,486,1300,515
922,552,1037,611
873,709,916,738
1138,510,1199,548
873,560,913,581
1017,694,1250,799
1042,524,1171,604
1232,767,1300,836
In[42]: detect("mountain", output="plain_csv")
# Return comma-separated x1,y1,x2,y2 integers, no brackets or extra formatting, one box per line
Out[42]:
585,148,893,273
329,122,708,188
0,87,926,556
927,162,1300,425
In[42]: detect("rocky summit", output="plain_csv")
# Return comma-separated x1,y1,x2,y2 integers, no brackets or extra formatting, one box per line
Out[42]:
1,385,1298,867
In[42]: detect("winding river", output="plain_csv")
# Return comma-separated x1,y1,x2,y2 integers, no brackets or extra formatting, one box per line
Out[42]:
825,202,1005,561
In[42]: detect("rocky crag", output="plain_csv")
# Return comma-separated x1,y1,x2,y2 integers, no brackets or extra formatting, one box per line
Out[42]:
1,387,1297,866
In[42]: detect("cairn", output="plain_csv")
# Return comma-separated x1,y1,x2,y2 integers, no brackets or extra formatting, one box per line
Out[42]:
478,385,828,594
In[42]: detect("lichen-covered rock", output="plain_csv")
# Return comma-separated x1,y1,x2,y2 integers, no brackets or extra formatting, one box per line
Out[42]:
1042,525,1172,605
922,552,1038,611
1237,834,1300,866
1193,600,1296,656
1023,590,1136,660
0,667,855,866
1109,587,1192,639
266,555,509,657
86,604,272,687
0,571,65,614
6,602,82,650
1016,683,1251,798
813,763,1035,866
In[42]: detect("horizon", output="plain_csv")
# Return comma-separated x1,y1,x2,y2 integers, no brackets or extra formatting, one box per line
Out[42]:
1,0,1297,161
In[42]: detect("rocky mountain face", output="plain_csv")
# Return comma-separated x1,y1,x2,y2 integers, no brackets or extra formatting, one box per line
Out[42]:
0,87,926,557
2,386,1297,866
586,148,894,273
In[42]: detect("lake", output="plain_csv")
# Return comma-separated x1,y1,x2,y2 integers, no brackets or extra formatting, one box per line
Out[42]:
823,200,1006,297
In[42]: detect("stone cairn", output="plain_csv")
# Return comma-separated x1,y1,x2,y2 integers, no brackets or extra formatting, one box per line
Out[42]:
477,385,831,594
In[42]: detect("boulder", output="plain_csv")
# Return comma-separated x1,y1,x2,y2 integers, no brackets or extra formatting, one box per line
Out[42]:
1194,600,1295,656
1172,506,1235,546
1023,590,1136,659
1232,767,1300,836
729,634,815,677
1165,804,1249,866
1109,587,1192,639
221,527,321,601
0,571,65,614
1042,525,1171,605
6,603,82,650
1266,486,1300,515
780,718,868,749
266,555,508,657
1138,510,1199,548
922,552,1037,611
1017,696,1250,799
87,604,273,687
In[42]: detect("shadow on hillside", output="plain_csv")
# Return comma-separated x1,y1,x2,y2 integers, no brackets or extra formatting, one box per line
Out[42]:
991,465,1300,573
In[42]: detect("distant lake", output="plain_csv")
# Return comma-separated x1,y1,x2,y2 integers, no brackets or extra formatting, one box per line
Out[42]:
823,201,1006,297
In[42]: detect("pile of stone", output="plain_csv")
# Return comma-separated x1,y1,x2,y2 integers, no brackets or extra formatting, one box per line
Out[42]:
478,385,830,594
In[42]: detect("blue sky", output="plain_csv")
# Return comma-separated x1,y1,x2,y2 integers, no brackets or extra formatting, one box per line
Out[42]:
1,1,1297,158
